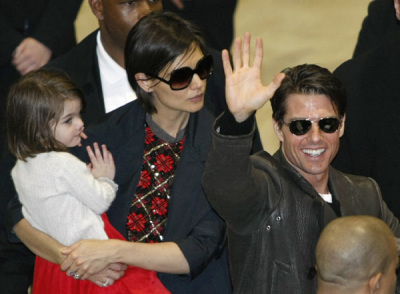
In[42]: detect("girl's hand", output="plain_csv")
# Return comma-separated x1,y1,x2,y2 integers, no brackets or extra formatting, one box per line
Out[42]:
223,32,285,122
86,143,116,180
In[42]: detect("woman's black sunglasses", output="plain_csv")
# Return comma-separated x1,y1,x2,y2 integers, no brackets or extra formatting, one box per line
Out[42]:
147,55,213,91
281,117,342,136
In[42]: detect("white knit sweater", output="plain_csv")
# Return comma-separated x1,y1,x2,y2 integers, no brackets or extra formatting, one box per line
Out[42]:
12,152,118,246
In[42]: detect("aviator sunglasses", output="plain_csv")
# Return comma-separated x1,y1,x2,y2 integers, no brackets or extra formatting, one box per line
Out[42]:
281,117,342,136
147,55,213,90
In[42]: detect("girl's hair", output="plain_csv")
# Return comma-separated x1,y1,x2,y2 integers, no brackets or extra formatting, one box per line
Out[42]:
125,11,206,114
7,69,85,161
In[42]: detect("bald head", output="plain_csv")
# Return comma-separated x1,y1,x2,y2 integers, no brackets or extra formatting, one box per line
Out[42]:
316,216,398,294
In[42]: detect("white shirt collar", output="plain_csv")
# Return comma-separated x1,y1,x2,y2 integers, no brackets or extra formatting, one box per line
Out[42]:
96,31,136,113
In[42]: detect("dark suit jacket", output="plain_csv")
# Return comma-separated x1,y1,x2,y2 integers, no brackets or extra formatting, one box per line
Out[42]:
353,0,400,58
71,101,232,293
163,0,237,51
0,0,81,66
333,38,400,218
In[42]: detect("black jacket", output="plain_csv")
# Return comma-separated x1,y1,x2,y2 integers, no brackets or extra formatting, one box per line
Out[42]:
333,38,400,218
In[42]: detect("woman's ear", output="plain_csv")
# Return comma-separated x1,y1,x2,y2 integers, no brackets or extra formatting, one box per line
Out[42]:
135,73,154,93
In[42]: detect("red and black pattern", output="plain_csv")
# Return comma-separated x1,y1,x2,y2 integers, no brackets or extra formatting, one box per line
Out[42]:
126,126,185,243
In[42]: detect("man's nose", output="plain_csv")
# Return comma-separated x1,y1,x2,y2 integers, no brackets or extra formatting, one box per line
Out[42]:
308,123,322,143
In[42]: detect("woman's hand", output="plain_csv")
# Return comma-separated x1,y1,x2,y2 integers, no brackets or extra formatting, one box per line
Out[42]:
223,32,285,122
61,239,124,280
85,263,127,287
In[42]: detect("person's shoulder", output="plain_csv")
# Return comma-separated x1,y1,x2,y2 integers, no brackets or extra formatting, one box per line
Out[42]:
91,100,143,126
335,38,400,80
46,30,98,71
330,166,378,189
85,100,144,143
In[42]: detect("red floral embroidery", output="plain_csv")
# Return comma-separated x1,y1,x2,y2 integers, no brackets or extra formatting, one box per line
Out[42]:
152,197,168,216
126,213,146,232
145,127,155,144
138,170,151,188
155,154,174,173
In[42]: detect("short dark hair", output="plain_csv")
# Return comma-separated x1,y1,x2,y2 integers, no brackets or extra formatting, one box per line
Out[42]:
271,64,347,127
125,11,206,114
7,69,85,161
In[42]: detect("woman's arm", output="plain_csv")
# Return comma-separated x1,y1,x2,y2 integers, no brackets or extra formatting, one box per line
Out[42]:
61,239,189,279
13,218,65,264
14,218,126,286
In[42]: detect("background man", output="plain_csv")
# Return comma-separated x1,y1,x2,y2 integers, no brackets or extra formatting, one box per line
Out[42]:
316,216,398,294
333,0,400,219
202,34,400,293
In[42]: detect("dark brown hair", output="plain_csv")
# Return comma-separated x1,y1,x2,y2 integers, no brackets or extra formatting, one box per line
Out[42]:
125,11,206,114
271,64,347,127
7,69,85,161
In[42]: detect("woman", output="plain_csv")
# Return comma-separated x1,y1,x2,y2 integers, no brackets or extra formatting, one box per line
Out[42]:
12,11,231,293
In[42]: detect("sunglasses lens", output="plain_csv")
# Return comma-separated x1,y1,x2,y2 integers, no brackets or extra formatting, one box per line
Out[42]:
170,68,193,90
289,120,312,135
168,55,213,90
319,118,340,133
197,56,213,80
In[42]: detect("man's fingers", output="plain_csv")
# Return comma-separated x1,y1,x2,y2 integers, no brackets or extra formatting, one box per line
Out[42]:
265,72,285,98
242,32,251,68
232,37,242,71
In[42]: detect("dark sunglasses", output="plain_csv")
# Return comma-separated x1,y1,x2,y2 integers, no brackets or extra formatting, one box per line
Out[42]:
147,55,213,90
281,117,342,136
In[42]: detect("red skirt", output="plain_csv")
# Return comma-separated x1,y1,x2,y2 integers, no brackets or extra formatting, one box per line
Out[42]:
32,214,170,294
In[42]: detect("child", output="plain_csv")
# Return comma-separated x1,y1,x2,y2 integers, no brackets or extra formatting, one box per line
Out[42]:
7,69,170,294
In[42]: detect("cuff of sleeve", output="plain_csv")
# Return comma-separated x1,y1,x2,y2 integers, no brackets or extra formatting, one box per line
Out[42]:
215,111,255,136
97,177,118,192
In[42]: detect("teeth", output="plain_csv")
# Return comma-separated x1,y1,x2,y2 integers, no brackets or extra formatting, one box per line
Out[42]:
303,149,325,157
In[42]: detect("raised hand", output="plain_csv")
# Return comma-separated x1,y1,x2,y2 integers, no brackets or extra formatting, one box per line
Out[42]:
222,32,285,122
86,143,116,180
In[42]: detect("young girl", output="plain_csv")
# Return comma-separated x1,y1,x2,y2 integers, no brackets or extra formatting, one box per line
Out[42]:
7,69,170,293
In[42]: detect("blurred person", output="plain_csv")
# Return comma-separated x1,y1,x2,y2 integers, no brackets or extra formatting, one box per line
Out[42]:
353,0,400,58
316,216,398,294
163,0,237,52
333,0,400,219
0,1,82,293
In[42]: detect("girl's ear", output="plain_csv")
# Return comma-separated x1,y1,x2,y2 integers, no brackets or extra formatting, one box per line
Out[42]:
135,73,154,93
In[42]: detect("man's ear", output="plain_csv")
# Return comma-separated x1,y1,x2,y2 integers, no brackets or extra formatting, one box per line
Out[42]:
135,73,154,93
395,0,400,20
272,119,284,142
89,0,104,21
368,272,382,293
339,114,346,137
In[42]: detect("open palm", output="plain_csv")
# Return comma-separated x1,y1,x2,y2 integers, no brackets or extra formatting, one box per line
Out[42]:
222,33,285,122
